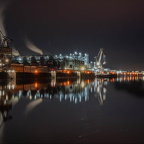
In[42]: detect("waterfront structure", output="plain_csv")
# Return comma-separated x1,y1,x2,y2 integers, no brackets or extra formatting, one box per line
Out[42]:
0,30,143,79
11,52,90,72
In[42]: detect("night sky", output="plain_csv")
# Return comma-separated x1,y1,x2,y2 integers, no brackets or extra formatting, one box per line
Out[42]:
1,0,144,70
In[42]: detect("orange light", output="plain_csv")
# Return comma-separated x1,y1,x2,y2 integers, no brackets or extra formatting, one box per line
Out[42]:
35,70,38,73
67,81,70,85
67,71,70,74
35,82,38,88
64,82,67,86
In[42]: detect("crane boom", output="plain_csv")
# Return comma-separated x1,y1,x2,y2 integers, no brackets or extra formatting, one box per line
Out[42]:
95,48,106,70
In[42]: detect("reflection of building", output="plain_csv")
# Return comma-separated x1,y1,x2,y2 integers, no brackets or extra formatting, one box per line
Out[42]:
4,79,90,104
0,77,109,106
0,83,13,126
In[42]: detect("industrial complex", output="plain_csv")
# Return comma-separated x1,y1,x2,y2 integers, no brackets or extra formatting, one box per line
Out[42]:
0,30,143,80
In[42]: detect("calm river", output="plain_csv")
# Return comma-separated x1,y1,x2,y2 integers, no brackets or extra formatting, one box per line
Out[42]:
0,76,144,143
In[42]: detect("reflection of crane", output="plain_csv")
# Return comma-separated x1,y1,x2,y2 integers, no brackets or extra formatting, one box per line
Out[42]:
94,78,107,105
94,48,106,71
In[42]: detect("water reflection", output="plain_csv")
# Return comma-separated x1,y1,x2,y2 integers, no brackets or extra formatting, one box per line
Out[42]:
0,77,109,119
0,78,93,104
1,75,143,106
1,75,144,143
114,76,144,98
94,78,108,105
0,75,144,123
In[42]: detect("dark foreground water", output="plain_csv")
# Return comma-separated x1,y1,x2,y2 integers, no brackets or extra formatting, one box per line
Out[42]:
0,76,144,144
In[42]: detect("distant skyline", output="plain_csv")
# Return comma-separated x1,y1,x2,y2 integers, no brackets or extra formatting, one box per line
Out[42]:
1,0,144,70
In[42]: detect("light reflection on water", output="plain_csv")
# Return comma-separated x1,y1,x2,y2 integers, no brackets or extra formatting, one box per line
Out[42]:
0,75,144,143
0,78,109,105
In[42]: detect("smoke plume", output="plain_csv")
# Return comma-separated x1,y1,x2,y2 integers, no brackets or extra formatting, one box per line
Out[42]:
25,98,42,115
0,1,7,37
24,38,43,55
12,46,20,56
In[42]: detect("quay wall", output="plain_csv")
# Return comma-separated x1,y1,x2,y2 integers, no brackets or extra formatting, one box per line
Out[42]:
15,71,95,79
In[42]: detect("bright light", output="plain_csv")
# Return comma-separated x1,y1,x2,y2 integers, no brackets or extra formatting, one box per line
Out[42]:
5,59,9,63
35,82,38,88
97,62,100,65
80,66,85,71
66,70,70,74
81,81,85,88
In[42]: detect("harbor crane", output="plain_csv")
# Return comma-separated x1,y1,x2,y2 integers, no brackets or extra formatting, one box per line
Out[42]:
0,30,13,71
94,48,106,72
0,30,13,48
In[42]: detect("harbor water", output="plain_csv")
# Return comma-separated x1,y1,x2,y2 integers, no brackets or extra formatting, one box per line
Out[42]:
0,76,144,143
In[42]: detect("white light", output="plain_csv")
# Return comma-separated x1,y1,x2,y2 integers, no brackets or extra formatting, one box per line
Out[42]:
6,95,8,100
18,57,22,60
5,59,9,63
30,95,32,100
12,84,15,89
81,81,85,87
80,66,85,71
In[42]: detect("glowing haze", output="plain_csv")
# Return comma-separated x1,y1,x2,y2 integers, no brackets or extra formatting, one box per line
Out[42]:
24,38,43,55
